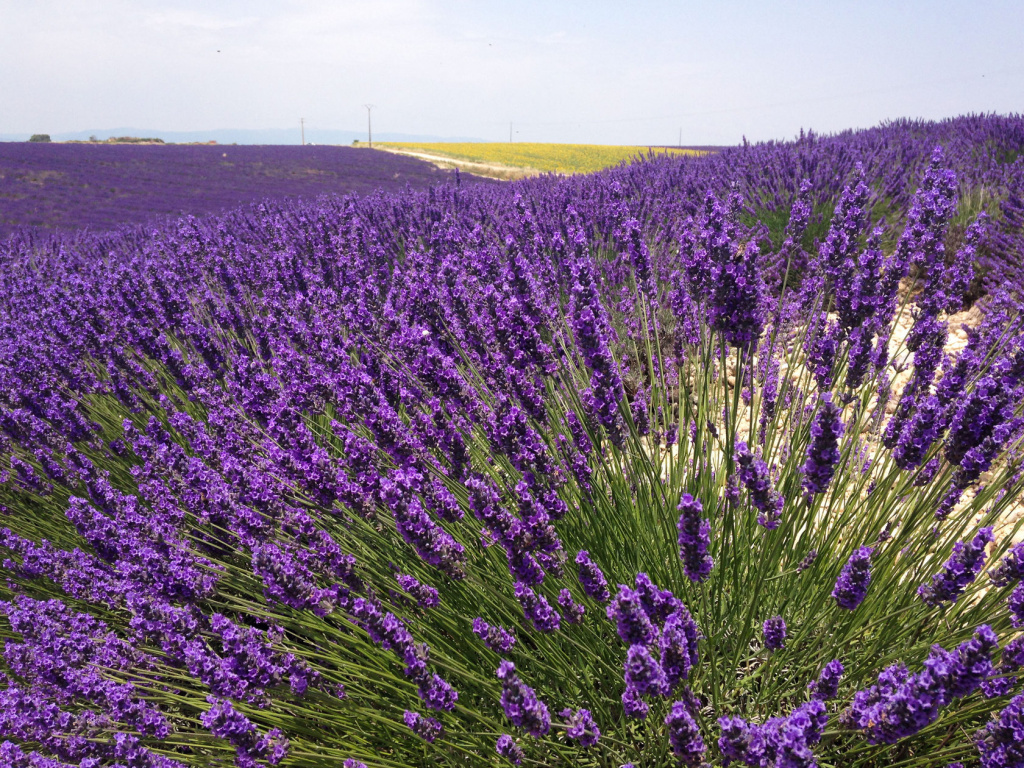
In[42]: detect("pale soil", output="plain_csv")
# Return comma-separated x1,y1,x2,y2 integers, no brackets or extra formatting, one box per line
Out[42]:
655,294,1023,547
372,146,540,181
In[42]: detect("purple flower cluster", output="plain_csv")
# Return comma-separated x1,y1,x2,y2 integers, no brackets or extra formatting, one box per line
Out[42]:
762,616,786,651
495,734,525,765
514,582,561,633
569,229,626,447
719,700,828,768
201,697,289,767
710,239,768,351
808,660,845,701
404,711,443,743
608,574,701,718
977,693,1024,768
396,573,441,609
991,542,1024,628
918,528,993,606
496,661,550,737
561,707,601,747
734,442,784,529
665,699,706,766
842,625,998,744
802,394,844,498
832,546,873,610
348,597,458,711
676,492,713,582
472,618,517,654
575,550,611,602
557,589,585,624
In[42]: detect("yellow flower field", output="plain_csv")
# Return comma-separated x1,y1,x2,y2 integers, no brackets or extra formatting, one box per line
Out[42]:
374,142,703,177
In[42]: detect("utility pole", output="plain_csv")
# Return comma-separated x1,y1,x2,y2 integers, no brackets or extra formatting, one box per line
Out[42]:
509,122,512,143
678,127,682,148
300,118,305,146
364,104,374,147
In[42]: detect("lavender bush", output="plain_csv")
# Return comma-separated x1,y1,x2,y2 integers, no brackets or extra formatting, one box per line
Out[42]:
2,115,1024,767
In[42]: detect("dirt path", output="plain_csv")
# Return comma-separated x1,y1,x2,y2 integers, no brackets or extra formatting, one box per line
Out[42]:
372,147,541,181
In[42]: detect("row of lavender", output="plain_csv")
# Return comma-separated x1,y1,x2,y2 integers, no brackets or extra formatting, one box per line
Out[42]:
0,143,486,241
1,114,1024,767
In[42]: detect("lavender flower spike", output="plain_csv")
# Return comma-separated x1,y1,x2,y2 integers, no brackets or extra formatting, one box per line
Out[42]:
734,442,784,529
833,546,873,610
665,699,706,766
472,617,516,653
404,711,443,743
496,734,525,765
677,493,714,582
918,527,993,606
802,393,844,498
762,616,786,650
575,550,611,602
977,693,1024,768
562,707,601,747
496,660,550,737
607,585,658,646
808,660,845,701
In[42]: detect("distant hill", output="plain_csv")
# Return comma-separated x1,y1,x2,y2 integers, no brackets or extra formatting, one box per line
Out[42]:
0,128,488,146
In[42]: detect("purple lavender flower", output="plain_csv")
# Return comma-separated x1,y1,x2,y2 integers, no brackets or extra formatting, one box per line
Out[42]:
396,574,440,609
719,700,828,768
990,542,1024,587
472,617,516,654
404,711,443,743
665,699,706,766
977,692,1024,768
200,697,289,766
710,239,767,351
343,760,367,768
891,393,944,471
808,660,845,701
633,572,681,626
624,643,669,696
802,394,844,498
418,674,458,712
676,492,713,581
1010,583,1024,628
660,605,701,690
575,550,611,602
562,707,601,747
557,589,585,624
607,585,658,646
496,734,524,765
796,549,818,573
569,231,626,447
734,442,784,529
762,616,786,651
918,528,993,606
514,582,561,633
833,546,873,610
496,660,550,737
621,685,650,720
843,625,998,744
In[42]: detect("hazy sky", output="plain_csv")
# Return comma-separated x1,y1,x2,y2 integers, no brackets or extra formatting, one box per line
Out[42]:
2,0,1023,145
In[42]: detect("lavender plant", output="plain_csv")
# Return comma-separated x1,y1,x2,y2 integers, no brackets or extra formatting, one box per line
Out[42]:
2,117,1024,768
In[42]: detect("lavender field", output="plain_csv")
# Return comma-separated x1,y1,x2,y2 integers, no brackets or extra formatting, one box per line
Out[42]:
0,143,485,241
3,115,1024,768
